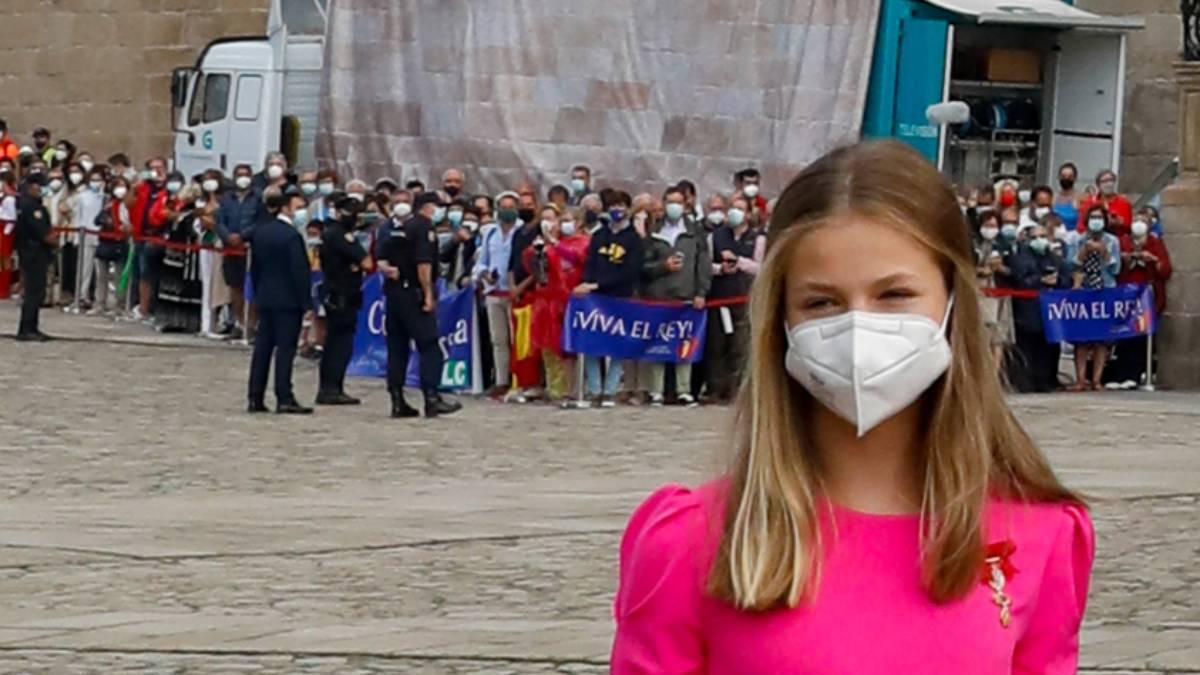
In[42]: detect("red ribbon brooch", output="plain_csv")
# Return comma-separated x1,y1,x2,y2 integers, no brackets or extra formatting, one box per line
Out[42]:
981,541,1018,628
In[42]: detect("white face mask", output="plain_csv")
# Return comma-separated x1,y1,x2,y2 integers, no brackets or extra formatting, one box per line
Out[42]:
202,179,219,193
727,208,746,227
665,203,685,221
48,179,64,192
79,159,94,173
1087,218,1106,233
980,225,999,241
195,199,208,209
235,176,252,190
166,181,182,194
784,299,953,437
123,168,138,182
112,186,128,200
1034,206,1050,219
55,149,69,161
349,192,365,202
707,211,726,226
300,182,317,196
318,182,335,196
267,164,285,180
68,172,84,185
392,202,412,219
742,184,760,198
1131,220,1149,239
540,219,556,237
561,220,577,237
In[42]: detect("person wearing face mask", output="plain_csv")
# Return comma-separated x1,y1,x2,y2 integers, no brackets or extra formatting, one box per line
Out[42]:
1109,216,1173,389
612,143,1093,675
1019,185,1054,233
50,140,76,170
1069,205,1121,391
580,192,604,233
471,192,519,397
375,191,462,418
253,152,290,193
439,201,477,288
14,175,58,340
1076,169,1132,235
636,185,711,407
703,195,728,232
314,195,374,405
311,169,339,223
0,160,17,300
574,190,644,407
702,195,764,403
130,157,169,321
94,177,134,316
440,168,465,201
195,172,230,336
76,153,96,177
568,165,592,206
137,170,188,324
68,168,108,312
344,179,369,204
297,168,320,207
518,205,574,403
214,164,265,338
32,127,54,165
972,211,1015,371
1053,162,1081,225
1138,206,1165,238
245,187,316,415
504,189,546,401
0,120,20,163
54,161,89,305
148,182,204,333
39,168,68,304
733,167,769,221
1007,223,1071,393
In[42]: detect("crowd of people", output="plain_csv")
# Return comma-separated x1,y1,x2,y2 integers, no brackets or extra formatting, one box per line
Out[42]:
1,118,1173,401
964,163,1173,393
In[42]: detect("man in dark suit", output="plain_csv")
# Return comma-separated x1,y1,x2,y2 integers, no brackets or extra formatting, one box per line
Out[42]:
247,186,314,414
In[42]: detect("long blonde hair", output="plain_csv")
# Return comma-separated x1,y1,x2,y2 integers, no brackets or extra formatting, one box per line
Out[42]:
707,141,1081,611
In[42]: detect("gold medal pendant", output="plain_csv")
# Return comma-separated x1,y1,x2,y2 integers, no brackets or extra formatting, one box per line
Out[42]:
981,541,1018,629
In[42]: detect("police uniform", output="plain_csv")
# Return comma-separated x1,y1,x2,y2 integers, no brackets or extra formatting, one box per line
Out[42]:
375,194,461,418
316,209,369,404
14,183,54,340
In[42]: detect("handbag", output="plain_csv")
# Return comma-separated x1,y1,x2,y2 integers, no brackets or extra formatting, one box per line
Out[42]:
94,206,127,262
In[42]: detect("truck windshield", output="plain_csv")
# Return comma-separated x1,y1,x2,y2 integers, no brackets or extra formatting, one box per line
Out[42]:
187,74,232,126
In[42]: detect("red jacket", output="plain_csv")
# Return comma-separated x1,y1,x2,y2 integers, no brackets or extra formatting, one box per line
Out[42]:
0,136,18,161
1077,195,1132,235
1118,234,1172,315
522,241,574,356
131,182,170,238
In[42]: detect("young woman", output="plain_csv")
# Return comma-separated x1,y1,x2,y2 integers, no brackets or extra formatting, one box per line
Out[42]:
612,141,1093,674
1053,162,1081,227
972,209,1014,373
522,205,572,402
93,176,133,315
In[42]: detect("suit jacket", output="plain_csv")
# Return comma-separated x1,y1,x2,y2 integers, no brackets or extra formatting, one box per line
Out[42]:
249,217,311,312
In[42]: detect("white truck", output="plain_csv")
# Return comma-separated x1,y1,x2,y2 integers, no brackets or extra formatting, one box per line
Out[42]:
170,0,326,178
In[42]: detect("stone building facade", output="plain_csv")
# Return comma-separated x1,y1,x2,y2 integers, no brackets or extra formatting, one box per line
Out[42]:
1077,0,1183,195
0,0,269,163
0,0,1185,193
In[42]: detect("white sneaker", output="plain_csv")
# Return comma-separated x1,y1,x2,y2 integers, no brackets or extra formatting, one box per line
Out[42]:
85,307,101,316
131,307,145,321
599,398,616,409
1104,382,1123,391
1120,380,1138,390
649,394,665,407
505,390,528,404
678,393,698,407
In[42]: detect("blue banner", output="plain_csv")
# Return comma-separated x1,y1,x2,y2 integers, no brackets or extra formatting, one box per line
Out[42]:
346,274,478,391
562,295,707,363
1040,285,1156,343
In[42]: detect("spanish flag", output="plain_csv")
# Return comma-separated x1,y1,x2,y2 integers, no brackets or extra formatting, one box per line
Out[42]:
510,303,541,389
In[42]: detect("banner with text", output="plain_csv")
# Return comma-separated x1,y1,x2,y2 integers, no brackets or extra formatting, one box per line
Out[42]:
562,295,706,364
346,275,480,392
1040,285,1156,344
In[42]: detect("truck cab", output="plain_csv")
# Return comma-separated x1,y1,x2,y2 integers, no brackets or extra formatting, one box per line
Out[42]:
170,0,326,178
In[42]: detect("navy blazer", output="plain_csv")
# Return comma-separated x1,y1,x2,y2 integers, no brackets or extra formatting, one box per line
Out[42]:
249,217,311,312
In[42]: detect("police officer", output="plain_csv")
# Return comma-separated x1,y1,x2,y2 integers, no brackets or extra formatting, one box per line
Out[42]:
375,191,462,418
247,186,314,415
315,195,373,405
14,174,56,341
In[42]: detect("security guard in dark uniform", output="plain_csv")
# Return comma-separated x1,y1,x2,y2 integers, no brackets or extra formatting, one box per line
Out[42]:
247,186,314,415
14,175,56,341
316,195,373,405
375,191,462,418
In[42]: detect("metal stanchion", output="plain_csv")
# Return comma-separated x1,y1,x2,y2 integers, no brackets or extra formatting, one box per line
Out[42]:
69,227,86,313
1140,335,1156,392
574,354,586,408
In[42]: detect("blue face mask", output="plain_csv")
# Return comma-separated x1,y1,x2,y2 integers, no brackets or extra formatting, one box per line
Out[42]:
292,208,311,229
608,209,626,225
447,209,463,226
432,207,446,224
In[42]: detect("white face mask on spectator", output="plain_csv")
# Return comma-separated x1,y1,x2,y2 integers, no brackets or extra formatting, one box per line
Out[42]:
112,186,128,200
743,184,760,198
80,159,94,173
392,202,412,219
980,226,999,241
665,203,685,221
68,172,84,185
1131,220,1149,239
202,179,219,193
267,164,285,180
235,176,252,190
707,211,726,226
561,220,577,236
727,208,746,227
48,178,64,192
319,182,335,196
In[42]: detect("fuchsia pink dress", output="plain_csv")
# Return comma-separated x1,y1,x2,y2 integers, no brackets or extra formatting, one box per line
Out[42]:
612,483,1094,674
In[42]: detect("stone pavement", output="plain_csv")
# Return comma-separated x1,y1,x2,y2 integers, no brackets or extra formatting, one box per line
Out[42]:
0,304,1197,674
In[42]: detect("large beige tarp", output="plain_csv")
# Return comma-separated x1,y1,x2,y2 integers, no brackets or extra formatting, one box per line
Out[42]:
317,0,880,196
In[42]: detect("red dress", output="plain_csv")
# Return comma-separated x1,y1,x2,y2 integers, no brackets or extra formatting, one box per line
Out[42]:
1118,234,1172,315
1076,194,1132,234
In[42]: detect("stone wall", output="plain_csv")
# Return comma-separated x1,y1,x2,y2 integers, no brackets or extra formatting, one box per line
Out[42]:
0,0,269,163
1077,0,1181,195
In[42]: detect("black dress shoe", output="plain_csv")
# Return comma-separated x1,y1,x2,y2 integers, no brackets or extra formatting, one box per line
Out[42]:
14,333,35,342
317,391,362,406
277,400,314,415
391,397,420,418
32,331,53,342
247,401,269,414
424,396,463,418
